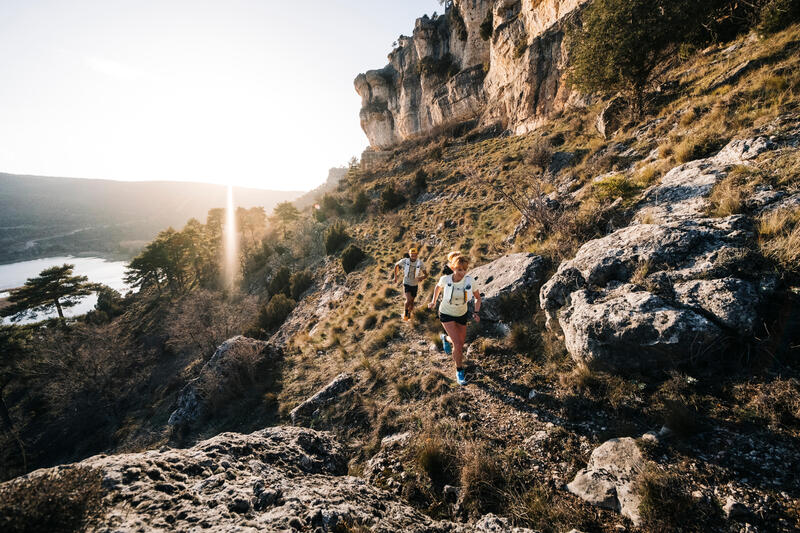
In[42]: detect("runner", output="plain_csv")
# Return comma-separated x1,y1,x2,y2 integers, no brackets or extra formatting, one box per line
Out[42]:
392,246,428,321
428,252,481,385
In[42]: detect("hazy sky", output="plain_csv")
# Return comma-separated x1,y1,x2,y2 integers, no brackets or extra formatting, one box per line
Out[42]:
0,0,440,191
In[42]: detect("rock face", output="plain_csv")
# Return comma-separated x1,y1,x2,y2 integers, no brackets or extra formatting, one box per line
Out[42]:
355,0,589,148
168,336,279,428
540,136,785,373
567,437,645,526
1,427,537,532
469,252,546,322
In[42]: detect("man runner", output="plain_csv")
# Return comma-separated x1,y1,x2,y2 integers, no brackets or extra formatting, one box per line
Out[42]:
393,246,428,321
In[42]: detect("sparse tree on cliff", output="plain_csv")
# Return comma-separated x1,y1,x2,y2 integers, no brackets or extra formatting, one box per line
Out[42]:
1,264,95,323
567,0,693,117
272,202,300,239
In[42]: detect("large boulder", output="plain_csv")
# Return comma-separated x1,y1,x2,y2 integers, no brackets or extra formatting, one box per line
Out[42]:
469,253,546,323
567,437,645,526
540,216,764,373
0,426,537,533
168,336,279,428
540,135,787,374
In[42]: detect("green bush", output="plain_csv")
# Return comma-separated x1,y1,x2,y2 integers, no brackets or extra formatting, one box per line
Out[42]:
341,244,366,273
413,169,428,191
416,54,457,77
351,189,370,214
759,0,800,34
479,9,493,40
0,467,104,533
381,186,406,211
248,294,296,337
567,0,699,116
268,266,291,297
289,269,313,300
325,221,350,255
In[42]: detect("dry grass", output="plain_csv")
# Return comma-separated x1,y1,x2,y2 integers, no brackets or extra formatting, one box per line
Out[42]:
758,207,800,273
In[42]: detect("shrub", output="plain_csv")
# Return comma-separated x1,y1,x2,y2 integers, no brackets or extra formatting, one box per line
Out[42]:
413,169,428,191
0,467,104,533
380,186,406,211
759,207,800,274
248,294,296,338
351,189,370,214
525,138,553,171
341,244,366,273
460,443,505,514
674,133,722,164
268,266,292,297
567,0,700,116
324,221,350,255
479,9,493,40
195,341,266,412
289,269,313,300
513,38,528,59
415,436,457,486
592,174,638,201
416,54,457,78
361,313,379,330
759,0,800,34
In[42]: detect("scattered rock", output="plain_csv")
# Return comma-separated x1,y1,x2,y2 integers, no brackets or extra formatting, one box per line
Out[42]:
290,373,355,425
707,59,760,91
168,336,278,428
596,97,627,139
567,437,646,526
724,496,751,520
459,412,471,421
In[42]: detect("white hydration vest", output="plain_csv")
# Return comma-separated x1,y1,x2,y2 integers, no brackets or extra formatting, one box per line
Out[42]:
403,258,423,280
442,274,474,305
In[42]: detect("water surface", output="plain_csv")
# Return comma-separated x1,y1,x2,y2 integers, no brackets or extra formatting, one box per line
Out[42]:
0,256,129,324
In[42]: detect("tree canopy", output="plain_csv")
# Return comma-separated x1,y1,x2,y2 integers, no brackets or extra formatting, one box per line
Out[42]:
1,264,95,322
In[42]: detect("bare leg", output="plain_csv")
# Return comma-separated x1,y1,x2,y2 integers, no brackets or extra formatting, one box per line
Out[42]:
404,292,412,317
442,321,467,369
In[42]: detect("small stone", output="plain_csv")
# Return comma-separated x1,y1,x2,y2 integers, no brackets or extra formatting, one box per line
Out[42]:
640,431,659,444
443,485,460,502
458,412,470,421
724,496,750,520
528,389,538,400
658,426,673,438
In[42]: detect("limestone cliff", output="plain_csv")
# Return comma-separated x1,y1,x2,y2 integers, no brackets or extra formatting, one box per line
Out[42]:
354,0,588,148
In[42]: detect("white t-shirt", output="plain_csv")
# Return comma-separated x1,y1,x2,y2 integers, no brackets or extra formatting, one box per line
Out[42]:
437,274,476,316
396,257,424,286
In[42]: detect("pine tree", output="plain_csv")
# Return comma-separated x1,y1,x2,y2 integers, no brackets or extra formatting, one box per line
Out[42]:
1,264,95,323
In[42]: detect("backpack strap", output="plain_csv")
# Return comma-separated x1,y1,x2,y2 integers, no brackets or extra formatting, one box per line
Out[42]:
442,275,454,303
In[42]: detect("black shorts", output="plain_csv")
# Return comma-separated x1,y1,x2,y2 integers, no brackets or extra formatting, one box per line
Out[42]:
403,284,418,297
439,312,468,325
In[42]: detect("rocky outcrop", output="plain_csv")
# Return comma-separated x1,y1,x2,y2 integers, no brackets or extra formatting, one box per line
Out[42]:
567,437,645,526
540,136,787,373
168,336,279,428
290,372,356,425
1,427,539,532
355,0,589,148
469,252,546,322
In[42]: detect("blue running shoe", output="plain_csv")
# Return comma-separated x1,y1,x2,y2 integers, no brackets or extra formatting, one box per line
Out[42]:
456,369,467,386
440,333,452,355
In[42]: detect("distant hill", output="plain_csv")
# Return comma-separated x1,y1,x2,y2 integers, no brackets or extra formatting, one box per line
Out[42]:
0,173,303,264
293,167,348,210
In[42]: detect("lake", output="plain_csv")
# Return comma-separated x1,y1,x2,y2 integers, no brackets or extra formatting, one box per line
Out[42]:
0,256,130,324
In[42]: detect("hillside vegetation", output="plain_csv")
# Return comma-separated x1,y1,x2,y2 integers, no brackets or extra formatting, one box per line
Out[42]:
2,12,800,533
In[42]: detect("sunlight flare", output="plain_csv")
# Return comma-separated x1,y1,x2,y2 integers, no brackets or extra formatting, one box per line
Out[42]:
224,185,238,289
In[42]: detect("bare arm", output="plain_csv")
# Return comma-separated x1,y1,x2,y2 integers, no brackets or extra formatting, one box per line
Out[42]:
472,290,481,322
428,285,441,309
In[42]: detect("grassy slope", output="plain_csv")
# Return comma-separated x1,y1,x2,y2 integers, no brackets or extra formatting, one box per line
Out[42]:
263,24,800,532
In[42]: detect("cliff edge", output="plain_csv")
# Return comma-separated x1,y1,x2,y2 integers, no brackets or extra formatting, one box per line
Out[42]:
354,0,588,148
